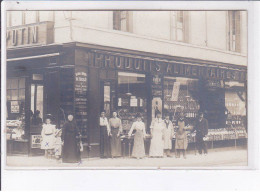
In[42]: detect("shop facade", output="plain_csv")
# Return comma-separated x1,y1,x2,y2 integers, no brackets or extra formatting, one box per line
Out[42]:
6,24,247,157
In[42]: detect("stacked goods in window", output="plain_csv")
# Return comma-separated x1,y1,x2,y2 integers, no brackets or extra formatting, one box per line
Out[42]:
118,94,147,133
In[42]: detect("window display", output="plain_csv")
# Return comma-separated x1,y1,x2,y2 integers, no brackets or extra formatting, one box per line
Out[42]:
163,77,200,125
117,72,147,131
6,78,26,140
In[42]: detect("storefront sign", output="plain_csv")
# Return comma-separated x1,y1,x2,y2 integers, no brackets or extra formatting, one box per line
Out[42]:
81,51,247,82
31,135,42,148
11,101,19,113
171,82,180,101
74,66,88,132
130,98,138,107
6,22,54,48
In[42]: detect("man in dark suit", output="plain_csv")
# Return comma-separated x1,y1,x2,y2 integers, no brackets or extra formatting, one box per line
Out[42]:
193,112,209,155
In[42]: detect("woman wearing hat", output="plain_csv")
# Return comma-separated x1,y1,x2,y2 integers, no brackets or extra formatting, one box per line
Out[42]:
41,115,56,159
128,113,147,159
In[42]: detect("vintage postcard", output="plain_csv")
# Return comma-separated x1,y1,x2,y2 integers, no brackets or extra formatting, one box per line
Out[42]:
2,7,248,169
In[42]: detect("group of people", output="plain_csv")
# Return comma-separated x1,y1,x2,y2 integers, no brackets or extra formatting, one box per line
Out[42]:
100,110,209,159
40,109,208,162
41,113,81,163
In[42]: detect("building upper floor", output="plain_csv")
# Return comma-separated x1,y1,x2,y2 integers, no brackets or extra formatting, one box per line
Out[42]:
6,11,247,66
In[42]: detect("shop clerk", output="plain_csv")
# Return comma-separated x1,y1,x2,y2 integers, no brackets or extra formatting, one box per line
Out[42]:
99,111,111,158
109,111,123,158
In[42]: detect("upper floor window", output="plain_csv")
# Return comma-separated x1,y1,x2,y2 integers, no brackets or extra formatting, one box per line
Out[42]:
113,11,132,32
228,11,241,52
171,11,188,42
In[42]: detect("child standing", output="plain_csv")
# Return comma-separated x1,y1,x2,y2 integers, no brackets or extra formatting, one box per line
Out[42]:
41,116,56,159
175,112,188,159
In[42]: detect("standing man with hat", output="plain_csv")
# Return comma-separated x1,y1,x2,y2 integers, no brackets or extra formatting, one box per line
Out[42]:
193,112,209,155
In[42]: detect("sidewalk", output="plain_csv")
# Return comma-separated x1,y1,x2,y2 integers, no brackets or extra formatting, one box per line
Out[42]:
5,147,247,168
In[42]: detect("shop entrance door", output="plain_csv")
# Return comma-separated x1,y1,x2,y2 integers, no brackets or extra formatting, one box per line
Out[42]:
29,75,45,155
30,82,44,133
100,81,117,117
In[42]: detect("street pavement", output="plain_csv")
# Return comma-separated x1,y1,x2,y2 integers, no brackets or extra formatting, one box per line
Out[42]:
5,147,248,169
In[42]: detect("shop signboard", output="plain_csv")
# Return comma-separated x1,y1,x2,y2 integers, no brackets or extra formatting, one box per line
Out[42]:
130,98,138,107
80,50,247,82
74,66,88,132
6,22,54,48
31,135,42,148
11,101,19,113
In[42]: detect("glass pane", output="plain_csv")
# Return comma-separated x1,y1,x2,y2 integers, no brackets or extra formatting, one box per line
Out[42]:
11,90,18,100
177,29,183,41
36,85,44,119
7,79,12,89
104,83,111,117
118,72,147,131
19,78,25,89
19,89,25,100
121,19,127,32
7,90,11,100
177,11,183,23
11,79,18,89
177,22,183,29
172,15,176,27
31,85,35,114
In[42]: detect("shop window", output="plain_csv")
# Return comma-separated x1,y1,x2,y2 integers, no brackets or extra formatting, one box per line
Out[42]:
224,81,246,130
113,11,132,32
30,84,44,126
228,11,241,52
164,77,200,124
117,72,147,132
6,78,26,140
171,11,188,42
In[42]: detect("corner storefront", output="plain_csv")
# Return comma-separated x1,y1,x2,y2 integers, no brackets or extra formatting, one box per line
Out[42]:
6,38,247,158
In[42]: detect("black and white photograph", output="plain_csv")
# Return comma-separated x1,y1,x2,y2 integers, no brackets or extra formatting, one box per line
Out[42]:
2,8,249,169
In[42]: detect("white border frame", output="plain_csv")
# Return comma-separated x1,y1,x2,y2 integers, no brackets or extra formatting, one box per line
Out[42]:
1,1,260,190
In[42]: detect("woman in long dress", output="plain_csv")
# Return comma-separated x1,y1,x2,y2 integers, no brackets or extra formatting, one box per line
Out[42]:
128,113,147,159
41,117,56,159
163,115,174,157
109,111,122,158
62,114,81,163
149,113,165,158
175,112,188,159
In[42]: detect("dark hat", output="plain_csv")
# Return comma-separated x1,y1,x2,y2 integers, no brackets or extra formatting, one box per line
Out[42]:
101,110,106,114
